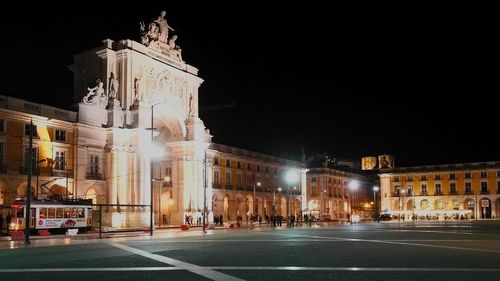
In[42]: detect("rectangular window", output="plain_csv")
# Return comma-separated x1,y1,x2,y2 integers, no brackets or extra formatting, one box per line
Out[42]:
449,173,456,180
24,146,38,172
449,183,456,194
237,174,242,185
435,174,441,180
247,163,251,170
481,181,488,193
225,172,231,184
312,177,317,182
237,161,241,169
213,171,220,184
164,168,172,182
0,119,4,132
312,186,317,196
464,172,471,179
213,157,219,165
420,175,427,181
257,165,260,172
393,176,399,182
54,151,66,170
497,181,500,193
89,155,100,174
55,129,66,142
247,174,252,185
407,176,413,181
421,184,427,195
436,183,442,194
24,123,37,137
225,159,231,167
480,171,487,178
465,182,472,193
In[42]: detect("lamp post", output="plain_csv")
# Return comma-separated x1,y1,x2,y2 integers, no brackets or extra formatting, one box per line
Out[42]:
253,181,261,215
399,188,406,221
285,170,298,219
274,187,282,215
348,180,359,224
25,119,34,244
146,103,162,236
372,186,379,222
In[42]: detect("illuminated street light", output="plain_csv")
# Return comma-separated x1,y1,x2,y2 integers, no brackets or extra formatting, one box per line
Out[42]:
254,181,261,215
348,179,359,224
285,170,298,219
372,186,380,222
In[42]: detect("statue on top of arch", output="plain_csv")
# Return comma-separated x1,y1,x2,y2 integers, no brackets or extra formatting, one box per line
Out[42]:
140,10,183,62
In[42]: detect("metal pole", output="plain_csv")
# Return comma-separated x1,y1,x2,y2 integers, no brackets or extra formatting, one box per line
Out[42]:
202,149,207,233
25,119,33,244
99,204,102,239
253,182,256,215
373,190,376,221
150,106,154,236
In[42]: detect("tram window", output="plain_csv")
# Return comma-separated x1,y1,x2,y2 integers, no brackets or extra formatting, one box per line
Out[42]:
48,208,56,218
15,207,24,218
56,208,63,218
71,208,78,218
64,207,71,218
77,208,84,218
40,208,48,219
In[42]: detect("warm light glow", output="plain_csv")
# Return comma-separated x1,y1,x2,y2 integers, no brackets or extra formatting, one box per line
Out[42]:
139,142,165,159
373,186,380,192
285,170,298,184
167,198,174,206
277,187,282,192
164,176,171,182
348,180,359,191
257,182,261,186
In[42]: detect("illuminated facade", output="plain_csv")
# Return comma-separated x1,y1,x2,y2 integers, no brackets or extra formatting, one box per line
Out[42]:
306,167,375,221
0,14,306,228
380,162,500,220
0,96,78,210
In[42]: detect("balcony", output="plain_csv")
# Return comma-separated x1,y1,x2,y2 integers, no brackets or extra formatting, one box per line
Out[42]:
480,190,490,195
212,183,221,189
225,184,233,190
448,191,458,195
0,164,6,173
86,172,103,180
434,191,443,196
464,191,473,195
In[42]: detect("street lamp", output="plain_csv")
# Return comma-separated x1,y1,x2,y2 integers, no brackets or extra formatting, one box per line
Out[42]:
372,186,380,222
399,188,406,221
253,181,261,215
274,187,282,215
348,180,359,224
285,170,298,218
145,103,163,236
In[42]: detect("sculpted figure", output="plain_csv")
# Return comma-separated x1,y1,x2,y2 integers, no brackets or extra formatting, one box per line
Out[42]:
155,10,174,43
83,80,105,104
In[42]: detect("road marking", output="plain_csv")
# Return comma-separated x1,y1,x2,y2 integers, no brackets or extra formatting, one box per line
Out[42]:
107,242,245,281
1,266,500,273
258,232,500,254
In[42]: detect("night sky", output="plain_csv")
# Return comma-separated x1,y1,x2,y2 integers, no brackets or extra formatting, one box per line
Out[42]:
0,4,497,167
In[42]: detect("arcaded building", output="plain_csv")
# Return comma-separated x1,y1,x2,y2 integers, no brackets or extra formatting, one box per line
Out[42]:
379,162,500,220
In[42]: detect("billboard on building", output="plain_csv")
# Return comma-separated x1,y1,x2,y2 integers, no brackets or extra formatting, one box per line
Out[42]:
378,155,394,169
361,156,378,170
